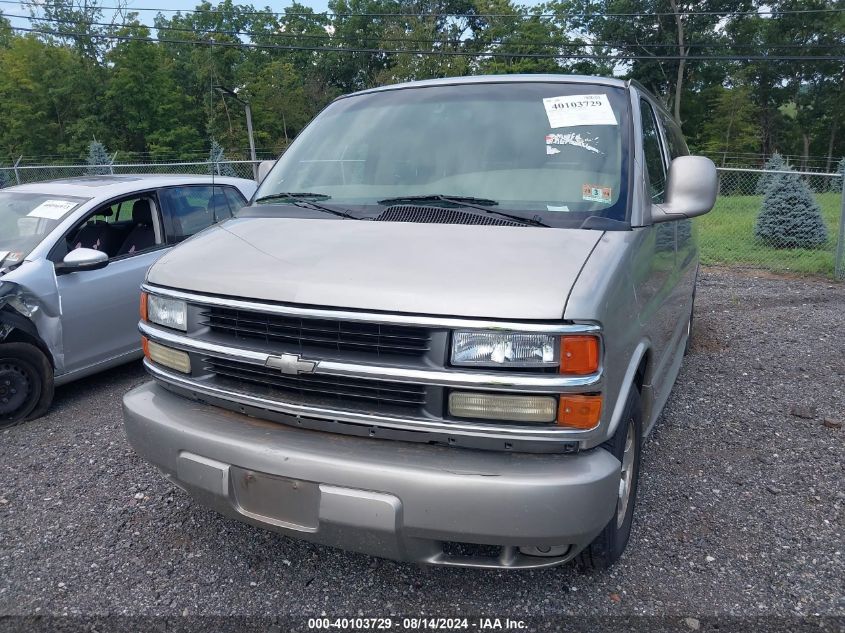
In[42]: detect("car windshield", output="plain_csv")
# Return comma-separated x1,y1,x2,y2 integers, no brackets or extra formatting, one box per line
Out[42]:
255,82,631,228
0,192,88,267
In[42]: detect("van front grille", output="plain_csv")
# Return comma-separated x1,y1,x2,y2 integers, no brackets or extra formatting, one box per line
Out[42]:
204,356,427,410
202,307,431,357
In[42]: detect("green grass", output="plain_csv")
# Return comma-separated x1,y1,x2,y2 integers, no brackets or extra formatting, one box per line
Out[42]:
697,192,843,277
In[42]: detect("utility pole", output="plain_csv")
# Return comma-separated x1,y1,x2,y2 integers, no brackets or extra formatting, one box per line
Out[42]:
215,86,258,180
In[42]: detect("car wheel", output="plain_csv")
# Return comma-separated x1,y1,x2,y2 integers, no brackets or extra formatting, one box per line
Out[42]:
0,343,53,428
575,387,642,571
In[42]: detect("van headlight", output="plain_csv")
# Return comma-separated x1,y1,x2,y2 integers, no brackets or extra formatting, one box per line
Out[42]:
451,331,558,368
145,295,187,331
450,331,600,374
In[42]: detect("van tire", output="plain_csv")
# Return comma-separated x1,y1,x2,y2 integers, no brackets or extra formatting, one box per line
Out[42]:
0,343,53,428
575,387,642,571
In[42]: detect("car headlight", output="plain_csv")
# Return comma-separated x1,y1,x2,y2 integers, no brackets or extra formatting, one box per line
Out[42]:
451,330,600,374
451,331,559,368
144,294,187,331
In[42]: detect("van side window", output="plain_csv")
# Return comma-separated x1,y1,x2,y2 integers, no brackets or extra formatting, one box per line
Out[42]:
658,112,690,160
641,101,667,203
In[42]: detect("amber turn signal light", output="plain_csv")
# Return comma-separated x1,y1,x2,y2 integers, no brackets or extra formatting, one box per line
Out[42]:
139,291,148,322
141,335,150,359
557,395,602,429
560,335,599,375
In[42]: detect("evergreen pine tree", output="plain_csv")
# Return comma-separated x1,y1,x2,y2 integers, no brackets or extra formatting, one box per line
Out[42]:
754,153,787,195
85,140,112,176
754,168,828,249
209,140,237,177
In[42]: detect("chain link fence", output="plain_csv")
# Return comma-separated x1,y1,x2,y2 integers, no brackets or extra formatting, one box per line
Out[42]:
702,167,844,279
0,159,262,184
2,160,844,279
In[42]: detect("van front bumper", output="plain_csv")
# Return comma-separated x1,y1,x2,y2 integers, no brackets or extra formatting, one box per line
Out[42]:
123,382,621,569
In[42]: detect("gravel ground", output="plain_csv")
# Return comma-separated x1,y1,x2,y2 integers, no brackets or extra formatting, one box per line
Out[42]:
0,269,843,628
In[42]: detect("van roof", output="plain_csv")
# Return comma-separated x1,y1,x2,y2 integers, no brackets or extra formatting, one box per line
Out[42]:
347,74,629,98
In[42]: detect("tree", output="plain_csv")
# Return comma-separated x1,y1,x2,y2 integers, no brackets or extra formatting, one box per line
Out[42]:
754,152,787,195
209,139,237,176
698,84,760,166
85,139,112,175
562,0,752,127
103,21,204,156
754,167,828,249
0,165,9,189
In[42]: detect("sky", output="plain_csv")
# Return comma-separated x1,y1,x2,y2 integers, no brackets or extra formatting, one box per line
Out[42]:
3,0,544,31
2,0,331,31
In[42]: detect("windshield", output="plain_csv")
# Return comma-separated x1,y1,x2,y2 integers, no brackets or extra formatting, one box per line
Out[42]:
255,82,631,228
0,192,88,267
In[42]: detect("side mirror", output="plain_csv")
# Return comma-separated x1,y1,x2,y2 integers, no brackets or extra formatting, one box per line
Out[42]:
58,248,108,274
650,156,717,224
257,160,275,184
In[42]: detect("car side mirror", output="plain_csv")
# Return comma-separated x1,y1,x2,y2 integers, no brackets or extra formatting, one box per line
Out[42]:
650,155,717,224
57,248,109,274
257,160,275,184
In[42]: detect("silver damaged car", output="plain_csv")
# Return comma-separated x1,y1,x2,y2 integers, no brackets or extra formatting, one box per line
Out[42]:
0,175,256,426
123,76,717,570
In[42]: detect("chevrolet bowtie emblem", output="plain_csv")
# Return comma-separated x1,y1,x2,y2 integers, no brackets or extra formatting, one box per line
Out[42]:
265,353,318,375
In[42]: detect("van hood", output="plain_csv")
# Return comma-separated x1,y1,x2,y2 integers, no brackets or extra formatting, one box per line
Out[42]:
147,218,602,320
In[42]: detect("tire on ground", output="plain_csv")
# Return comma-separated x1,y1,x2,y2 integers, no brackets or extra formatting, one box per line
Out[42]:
576,387,643,571
0,342,53,428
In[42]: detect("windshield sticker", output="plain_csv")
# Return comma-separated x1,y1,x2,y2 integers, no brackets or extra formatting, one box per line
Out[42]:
546,146,561,155
545,132,604,154
543,94,618,129
582,184,613,204
28,199,77,220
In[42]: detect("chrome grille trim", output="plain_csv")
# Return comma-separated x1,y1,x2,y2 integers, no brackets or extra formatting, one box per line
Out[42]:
145,360,593,441
140,322,602,393
141,283,600,335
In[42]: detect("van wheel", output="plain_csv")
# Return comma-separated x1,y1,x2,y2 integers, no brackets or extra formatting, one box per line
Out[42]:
0,343,53,428
576,388,642,571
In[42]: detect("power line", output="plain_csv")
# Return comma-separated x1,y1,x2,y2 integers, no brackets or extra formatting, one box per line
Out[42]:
11,25,845,61
2,0,844,19
9,12,843,51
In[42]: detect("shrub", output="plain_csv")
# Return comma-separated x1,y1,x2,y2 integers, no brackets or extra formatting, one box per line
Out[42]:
85,140,112,176
754,168,828,249
209,140,237,177
754,153,787,195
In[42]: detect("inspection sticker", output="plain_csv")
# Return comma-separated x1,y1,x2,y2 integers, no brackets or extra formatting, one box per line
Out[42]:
28,199,77,220
543,94,617,129
582,184,613,204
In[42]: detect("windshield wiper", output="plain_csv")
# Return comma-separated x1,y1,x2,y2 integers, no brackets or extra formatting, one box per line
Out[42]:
254,192,358,220
377,194,548,227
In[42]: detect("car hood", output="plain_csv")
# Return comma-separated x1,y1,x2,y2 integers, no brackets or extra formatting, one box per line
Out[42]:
147,218,603,320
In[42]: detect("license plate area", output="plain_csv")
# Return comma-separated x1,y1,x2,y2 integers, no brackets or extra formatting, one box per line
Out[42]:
230,466,319,532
